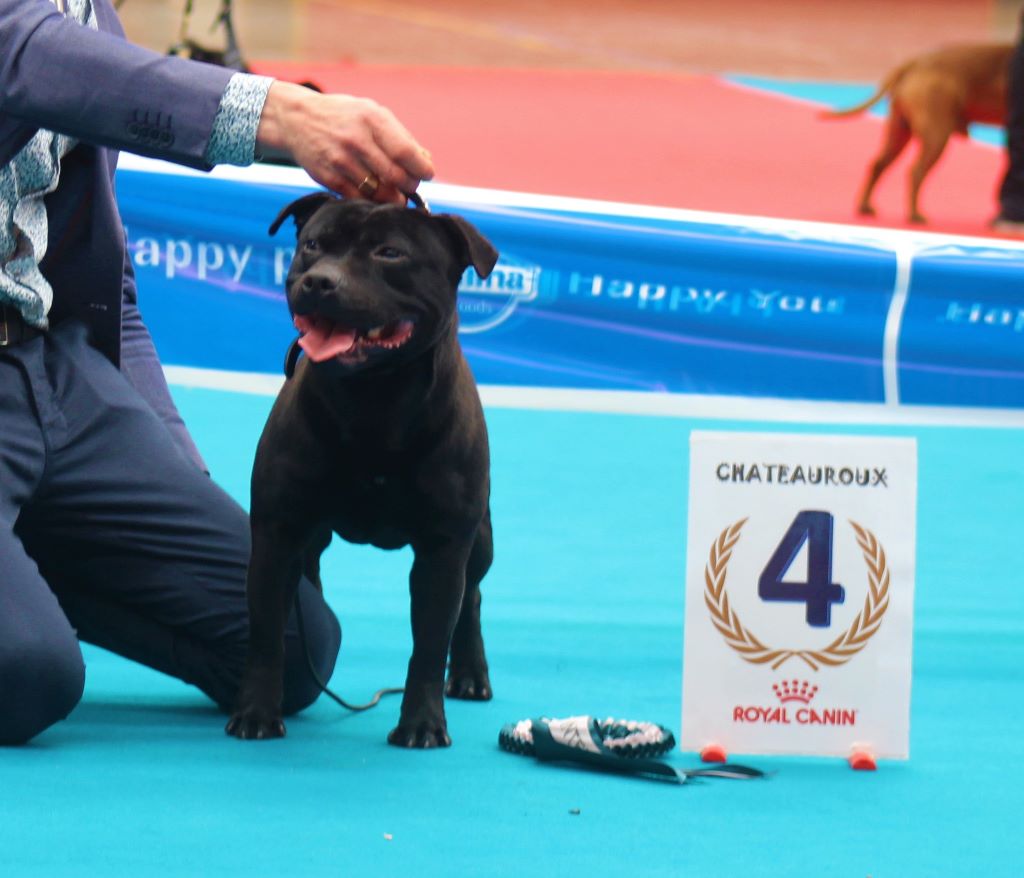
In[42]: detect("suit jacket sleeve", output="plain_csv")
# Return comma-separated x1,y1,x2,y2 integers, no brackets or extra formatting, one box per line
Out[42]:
0,0,235,169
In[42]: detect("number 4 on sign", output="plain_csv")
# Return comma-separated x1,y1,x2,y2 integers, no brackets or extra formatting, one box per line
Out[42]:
758,510,845,628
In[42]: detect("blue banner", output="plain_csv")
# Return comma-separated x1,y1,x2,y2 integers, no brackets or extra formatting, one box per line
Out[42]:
898,244,1024,408
114,159,1024,409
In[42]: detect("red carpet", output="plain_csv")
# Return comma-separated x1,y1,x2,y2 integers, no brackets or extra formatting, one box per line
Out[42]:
255,61,1011,238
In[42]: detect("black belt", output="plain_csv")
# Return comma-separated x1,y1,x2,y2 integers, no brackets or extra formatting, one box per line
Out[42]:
0,304,43,347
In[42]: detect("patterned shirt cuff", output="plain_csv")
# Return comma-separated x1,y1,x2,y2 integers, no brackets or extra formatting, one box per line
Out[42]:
205,73,274,166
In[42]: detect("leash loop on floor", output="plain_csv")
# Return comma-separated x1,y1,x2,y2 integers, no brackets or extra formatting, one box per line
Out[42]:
499,716,765,784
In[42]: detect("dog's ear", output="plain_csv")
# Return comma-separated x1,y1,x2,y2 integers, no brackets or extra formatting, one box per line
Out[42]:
269,192,336,236
435,215,499,279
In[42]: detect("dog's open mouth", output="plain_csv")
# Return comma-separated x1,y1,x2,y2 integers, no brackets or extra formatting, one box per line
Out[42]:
294,314,415,363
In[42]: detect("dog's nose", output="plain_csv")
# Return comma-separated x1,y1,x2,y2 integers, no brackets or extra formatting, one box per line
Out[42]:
293,266,345,313
300,268,340,296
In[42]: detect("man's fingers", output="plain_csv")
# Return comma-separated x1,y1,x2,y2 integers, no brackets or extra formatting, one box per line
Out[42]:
371,112,435,182
358,142,423,196
331,178,362,201
373,182,406,206
329,171,406,206
263,88,434,202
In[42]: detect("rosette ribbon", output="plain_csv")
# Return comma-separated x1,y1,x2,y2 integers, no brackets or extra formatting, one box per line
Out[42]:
499,716,766,785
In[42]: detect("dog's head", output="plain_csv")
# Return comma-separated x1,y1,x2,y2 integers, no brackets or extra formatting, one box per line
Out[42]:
270,193,498,373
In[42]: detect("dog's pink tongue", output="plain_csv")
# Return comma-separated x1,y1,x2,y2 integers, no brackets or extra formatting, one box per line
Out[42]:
296,320,357,362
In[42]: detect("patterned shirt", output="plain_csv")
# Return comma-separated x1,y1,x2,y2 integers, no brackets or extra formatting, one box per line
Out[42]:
0,0,273,327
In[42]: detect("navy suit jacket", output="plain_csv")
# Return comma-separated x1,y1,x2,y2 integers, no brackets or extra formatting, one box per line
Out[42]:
0,0,235,364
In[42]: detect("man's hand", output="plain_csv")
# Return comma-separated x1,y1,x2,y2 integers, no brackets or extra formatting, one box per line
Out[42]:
256,81,434,204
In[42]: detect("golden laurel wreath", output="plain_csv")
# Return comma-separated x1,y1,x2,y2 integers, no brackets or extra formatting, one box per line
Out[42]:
703,518,890,671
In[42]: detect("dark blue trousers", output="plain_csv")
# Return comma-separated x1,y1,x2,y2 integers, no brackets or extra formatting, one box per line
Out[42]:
0,320,340,744
1000,26,1024,220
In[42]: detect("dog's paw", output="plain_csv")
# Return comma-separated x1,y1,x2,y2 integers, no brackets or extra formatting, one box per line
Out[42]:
225,707,286,740
387,717,452,749
857,204,876,217
445,667,492,701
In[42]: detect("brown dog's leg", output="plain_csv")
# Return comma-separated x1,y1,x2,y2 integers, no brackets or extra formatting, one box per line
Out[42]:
907,124,952,224
858,111,912,216
446,511,493,701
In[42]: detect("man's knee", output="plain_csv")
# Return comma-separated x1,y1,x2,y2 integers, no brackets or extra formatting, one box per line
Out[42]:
0,632,85,745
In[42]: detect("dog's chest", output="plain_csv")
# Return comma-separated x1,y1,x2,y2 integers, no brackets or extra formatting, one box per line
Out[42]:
327,462,419,549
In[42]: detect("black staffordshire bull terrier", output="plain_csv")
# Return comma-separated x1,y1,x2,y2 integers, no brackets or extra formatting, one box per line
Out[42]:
226,192,498,747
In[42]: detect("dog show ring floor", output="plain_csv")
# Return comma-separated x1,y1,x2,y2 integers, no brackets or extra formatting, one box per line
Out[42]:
1,383,1021,876
7,2,1024,875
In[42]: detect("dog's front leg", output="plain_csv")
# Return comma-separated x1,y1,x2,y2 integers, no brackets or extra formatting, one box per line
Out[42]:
388,540,471,748
226,521,307,740
446,511,493,700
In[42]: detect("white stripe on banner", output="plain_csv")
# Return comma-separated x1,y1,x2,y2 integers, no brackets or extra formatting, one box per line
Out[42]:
164,365,1024,429
118,153,1024,254
882,243,914,406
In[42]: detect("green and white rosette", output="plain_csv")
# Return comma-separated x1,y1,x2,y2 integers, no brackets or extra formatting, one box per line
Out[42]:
499,716,765,784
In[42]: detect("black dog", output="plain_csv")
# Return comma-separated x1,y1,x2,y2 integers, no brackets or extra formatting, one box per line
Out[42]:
226,193,498,747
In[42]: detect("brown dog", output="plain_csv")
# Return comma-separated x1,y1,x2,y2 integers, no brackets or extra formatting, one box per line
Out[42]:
823,44,1013,224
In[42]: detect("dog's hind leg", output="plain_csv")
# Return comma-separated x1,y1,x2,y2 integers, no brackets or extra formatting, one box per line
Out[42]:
857,110,912,216
446,510,493,701
906,123,952,224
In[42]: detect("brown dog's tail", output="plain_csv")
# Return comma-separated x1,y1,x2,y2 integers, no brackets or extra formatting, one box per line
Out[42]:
819,62,912,119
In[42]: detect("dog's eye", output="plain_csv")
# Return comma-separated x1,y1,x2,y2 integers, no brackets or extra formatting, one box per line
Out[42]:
373,245,406,261
303,238,320,253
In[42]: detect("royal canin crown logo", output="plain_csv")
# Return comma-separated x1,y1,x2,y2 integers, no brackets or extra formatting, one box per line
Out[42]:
731,680,857,727
772,680,818,704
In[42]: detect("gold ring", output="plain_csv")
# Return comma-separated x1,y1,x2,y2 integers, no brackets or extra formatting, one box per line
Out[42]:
357,174,380,197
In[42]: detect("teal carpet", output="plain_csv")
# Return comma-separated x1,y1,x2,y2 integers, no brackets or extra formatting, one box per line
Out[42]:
3,385,1023,876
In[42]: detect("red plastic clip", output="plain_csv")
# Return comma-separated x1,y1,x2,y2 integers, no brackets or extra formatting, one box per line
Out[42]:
848,748,877,771
700,743,728,763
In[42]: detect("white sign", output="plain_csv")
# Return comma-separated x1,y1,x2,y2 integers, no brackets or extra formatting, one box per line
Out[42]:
681,431,917,760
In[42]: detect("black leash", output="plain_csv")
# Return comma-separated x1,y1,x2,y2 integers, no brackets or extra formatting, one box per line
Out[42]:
293,591,404,713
